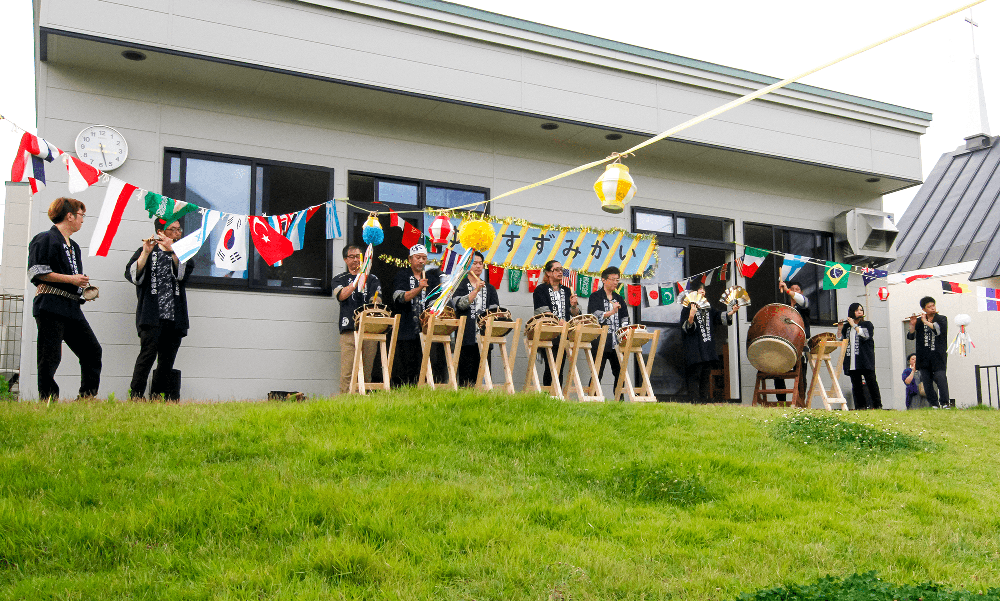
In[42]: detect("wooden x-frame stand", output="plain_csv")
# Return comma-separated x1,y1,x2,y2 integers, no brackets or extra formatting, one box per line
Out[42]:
476,316,522,393
522,322,568,399
751,359,805,407
805,339,849,410
418,313,467,390
614,328,661,402
349,313,401,394
563,323,608,402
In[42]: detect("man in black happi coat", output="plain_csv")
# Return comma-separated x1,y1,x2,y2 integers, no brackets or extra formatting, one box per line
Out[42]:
391,244,444,386
680,281,735,402
907,296,949,408
451,252,500,387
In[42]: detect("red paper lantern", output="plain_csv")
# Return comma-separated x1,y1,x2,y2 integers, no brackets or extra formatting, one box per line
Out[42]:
428,216,452,245
877,286,889,301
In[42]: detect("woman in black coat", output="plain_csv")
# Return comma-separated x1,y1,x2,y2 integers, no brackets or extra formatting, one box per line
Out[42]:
837,302,881,409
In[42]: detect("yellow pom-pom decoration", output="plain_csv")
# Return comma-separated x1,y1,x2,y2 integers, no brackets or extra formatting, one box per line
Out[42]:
459,220,495,251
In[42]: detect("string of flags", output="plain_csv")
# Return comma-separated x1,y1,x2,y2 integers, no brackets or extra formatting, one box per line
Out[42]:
736,245,888,289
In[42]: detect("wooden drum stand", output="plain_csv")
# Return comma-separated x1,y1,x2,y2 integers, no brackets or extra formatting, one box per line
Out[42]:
522,319,568,399
805,339,849,410
418,312,467,391
349,312,401,394
614,327,661,403
476,315,522,393
562,318,608,402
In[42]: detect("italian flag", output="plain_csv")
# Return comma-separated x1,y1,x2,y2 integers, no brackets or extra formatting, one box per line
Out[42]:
89,177,138,257
739,247,768,278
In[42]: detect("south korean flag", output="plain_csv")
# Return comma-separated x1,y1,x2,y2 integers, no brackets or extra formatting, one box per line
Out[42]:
214,214,248,272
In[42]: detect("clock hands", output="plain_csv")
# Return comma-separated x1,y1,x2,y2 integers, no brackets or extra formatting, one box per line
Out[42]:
98,143,108,166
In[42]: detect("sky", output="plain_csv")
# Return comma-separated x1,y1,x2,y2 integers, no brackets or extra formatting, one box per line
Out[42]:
2,0,999,246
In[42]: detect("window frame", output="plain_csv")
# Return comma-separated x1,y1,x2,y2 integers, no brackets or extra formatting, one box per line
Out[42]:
163,148,335,296
742,221,838,325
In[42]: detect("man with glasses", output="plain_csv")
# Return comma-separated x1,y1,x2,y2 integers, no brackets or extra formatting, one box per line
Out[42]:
588,266,630,391
27,197,102,400
332,245,382,393
124,219,194,400
451,251,500,387
532,260,580,388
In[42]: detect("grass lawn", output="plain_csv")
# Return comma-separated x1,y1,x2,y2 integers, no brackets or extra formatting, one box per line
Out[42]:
1,392,999,600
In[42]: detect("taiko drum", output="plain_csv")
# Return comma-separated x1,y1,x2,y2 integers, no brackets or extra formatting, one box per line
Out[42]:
746,303,806,374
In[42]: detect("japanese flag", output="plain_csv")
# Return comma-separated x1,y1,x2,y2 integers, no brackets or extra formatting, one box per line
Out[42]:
214,214,248,271
646,285,660,306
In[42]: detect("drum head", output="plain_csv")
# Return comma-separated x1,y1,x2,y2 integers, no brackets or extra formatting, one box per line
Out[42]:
747,336,797,374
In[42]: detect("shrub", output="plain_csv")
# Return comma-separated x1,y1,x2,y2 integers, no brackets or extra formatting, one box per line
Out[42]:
769,410,930,456
733,571,1000,600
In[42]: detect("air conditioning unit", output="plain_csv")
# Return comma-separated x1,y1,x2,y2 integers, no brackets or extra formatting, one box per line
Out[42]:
833,208,898,267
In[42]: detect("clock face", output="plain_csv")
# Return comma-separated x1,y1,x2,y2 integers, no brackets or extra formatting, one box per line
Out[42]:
75,125,128,171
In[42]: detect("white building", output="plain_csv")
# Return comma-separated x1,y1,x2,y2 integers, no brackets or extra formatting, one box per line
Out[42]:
7,0,931,401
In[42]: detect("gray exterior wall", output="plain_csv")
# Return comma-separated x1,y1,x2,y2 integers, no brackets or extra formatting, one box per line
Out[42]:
14,0,928,401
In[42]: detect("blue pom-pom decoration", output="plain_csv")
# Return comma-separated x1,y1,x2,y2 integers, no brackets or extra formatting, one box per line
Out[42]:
363,225,384,246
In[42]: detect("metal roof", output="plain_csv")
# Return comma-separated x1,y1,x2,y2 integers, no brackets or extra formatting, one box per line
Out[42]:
390,0,932,121
891,135,1000,281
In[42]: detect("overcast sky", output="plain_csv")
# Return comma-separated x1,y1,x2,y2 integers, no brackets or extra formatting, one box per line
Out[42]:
2,0,998,239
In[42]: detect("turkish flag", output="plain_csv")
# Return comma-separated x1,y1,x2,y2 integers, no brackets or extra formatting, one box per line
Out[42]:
248,216,294,266
488,264,504,288
526,269,542,293
627,284,642,306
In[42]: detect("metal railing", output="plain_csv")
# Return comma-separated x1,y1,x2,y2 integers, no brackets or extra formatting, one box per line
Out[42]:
975,365,1000,408
0,295,23,397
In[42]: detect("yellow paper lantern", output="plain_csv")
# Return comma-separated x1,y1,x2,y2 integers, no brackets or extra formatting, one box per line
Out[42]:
459,220,495,251
594,163,637,214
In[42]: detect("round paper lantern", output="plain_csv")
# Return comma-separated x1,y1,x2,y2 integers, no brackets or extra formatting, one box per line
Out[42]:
459,220,495,251
594,163,637,214
362,214,384,246
877,286,889,301
428,215,452,244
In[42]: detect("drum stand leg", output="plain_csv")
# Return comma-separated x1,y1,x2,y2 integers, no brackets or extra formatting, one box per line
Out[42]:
418,314,465,391
751,359,802,407
564,326,607,402
350,314,399,394
613,329,660,402
805,340,849,410
477,317,521,394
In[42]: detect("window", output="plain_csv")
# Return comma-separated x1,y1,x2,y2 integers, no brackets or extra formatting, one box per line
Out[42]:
163,149,333,294
743,223,836,324
344,172,489,293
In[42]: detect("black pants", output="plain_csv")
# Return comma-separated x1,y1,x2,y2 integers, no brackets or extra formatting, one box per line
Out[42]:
848,369,882,409
923,368,949,407
130,322,184,398
686,361,712,402
596,350,621,385
458,344,493,388
775,358,807,404
541,337,566,388
35,311,102,399
392,339,447,387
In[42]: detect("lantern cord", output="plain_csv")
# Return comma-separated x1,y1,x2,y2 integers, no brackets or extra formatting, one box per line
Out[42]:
440,0,984,213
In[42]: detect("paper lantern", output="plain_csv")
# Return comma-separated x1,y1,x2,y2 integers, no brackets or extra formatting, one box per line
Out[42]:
877,286,889,301
428,215,452,245
459,220,495,251
362,214,384,246
594,162,637,214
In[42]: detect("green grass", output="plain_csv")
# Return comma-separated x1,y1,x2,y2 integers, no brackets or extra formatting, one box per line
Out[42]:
1,392,999,600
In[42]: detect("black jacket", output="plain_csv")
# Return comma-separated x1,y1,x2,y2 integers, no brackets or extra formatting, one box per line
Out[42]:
840,320,876,373
332,271,382,333
125,247,194,335
907,314,948,371
451,277,500,346
391,268,442,341
680,305,732,366
532,283,577,321
27,226,86,320
587,289,629,351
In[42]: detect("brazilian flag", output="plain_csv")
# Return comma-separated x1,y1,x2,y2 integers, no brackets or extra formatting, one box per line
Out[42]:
823,261,851,290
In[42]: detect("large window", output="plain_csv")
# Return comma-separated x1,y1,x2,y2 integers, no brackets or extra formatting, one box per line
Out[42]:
163,150,333,294
743,223,836,324
345,172,489,291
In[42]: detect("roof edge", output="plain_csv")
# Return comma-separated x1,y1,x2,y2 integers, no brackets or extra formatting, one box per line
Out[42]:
385,0,933,122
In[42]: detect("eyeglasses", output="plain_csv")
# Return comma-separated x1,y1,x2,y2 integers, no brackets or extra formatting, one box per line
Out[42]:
165,227,182,233
346,254,362,259
604,277,620,283
74,212,86,218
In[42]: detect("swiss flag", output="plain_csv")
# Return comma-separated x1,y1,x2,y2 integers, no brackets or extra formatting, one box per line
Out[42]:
488,264,504,288
248,216,293,266
526,269,542,292
626,284,642,306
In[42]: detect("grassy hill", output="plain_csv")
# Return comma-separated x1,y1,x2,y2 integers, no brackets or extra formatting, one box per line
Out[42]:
1,392,999,600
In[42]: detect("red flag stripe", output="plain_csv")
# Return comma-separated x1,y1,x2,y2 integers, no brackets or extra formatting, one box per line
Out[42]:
96,182,138,257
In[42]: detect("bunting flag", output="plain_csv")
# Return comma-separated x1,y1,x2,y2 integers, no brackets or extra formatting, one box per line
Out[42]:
144,191,198,225
508,269,523,292
905,274,932,284
564,269,577,294
10,132,59,194
739,247,768,278
173,209,221,263
719,262,728,283
616,283,626,298
700,269,716,286
389,208,422,248
941,281,970,294
779,253,808,282
62,153,102,193
488,264,504,288
659,284,675,305
823,261,850,290
626,284,642,307
215,214,248,271
88,177,138,257
287,207,319,251
675,281,686,295
325,200,341,239
526,269,542,292
978,287,1000,312
645,285,660,306
861,267,888,286
576,274,593,297
440,246,460,275
249,216,294,266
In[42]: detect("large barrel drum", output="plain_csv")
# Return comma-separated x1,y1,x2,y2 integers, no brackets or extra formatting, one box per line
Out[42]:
746,303,807,374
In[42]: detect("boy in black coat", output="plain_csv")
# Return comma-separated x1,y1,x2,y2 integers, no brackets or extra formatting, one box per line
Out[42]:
906,296,948,408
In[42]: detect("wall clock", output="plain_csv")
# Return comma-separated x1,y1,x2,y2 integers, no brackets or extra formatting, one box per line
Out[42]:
75,125,129,171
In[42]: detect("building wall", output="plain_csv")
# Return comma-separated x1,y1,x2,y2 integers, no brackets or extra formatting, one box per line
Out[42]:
2,182,32,296
37,0,927,181
886,266,1000,408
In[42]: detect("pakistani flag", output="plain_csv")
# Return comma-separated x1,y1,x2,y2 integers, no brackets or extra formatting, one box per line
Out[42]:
659,284,675,305
779,253,807,282
739,247,768,278
144,191,198,225
508,269,523,292
823,261,851,290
